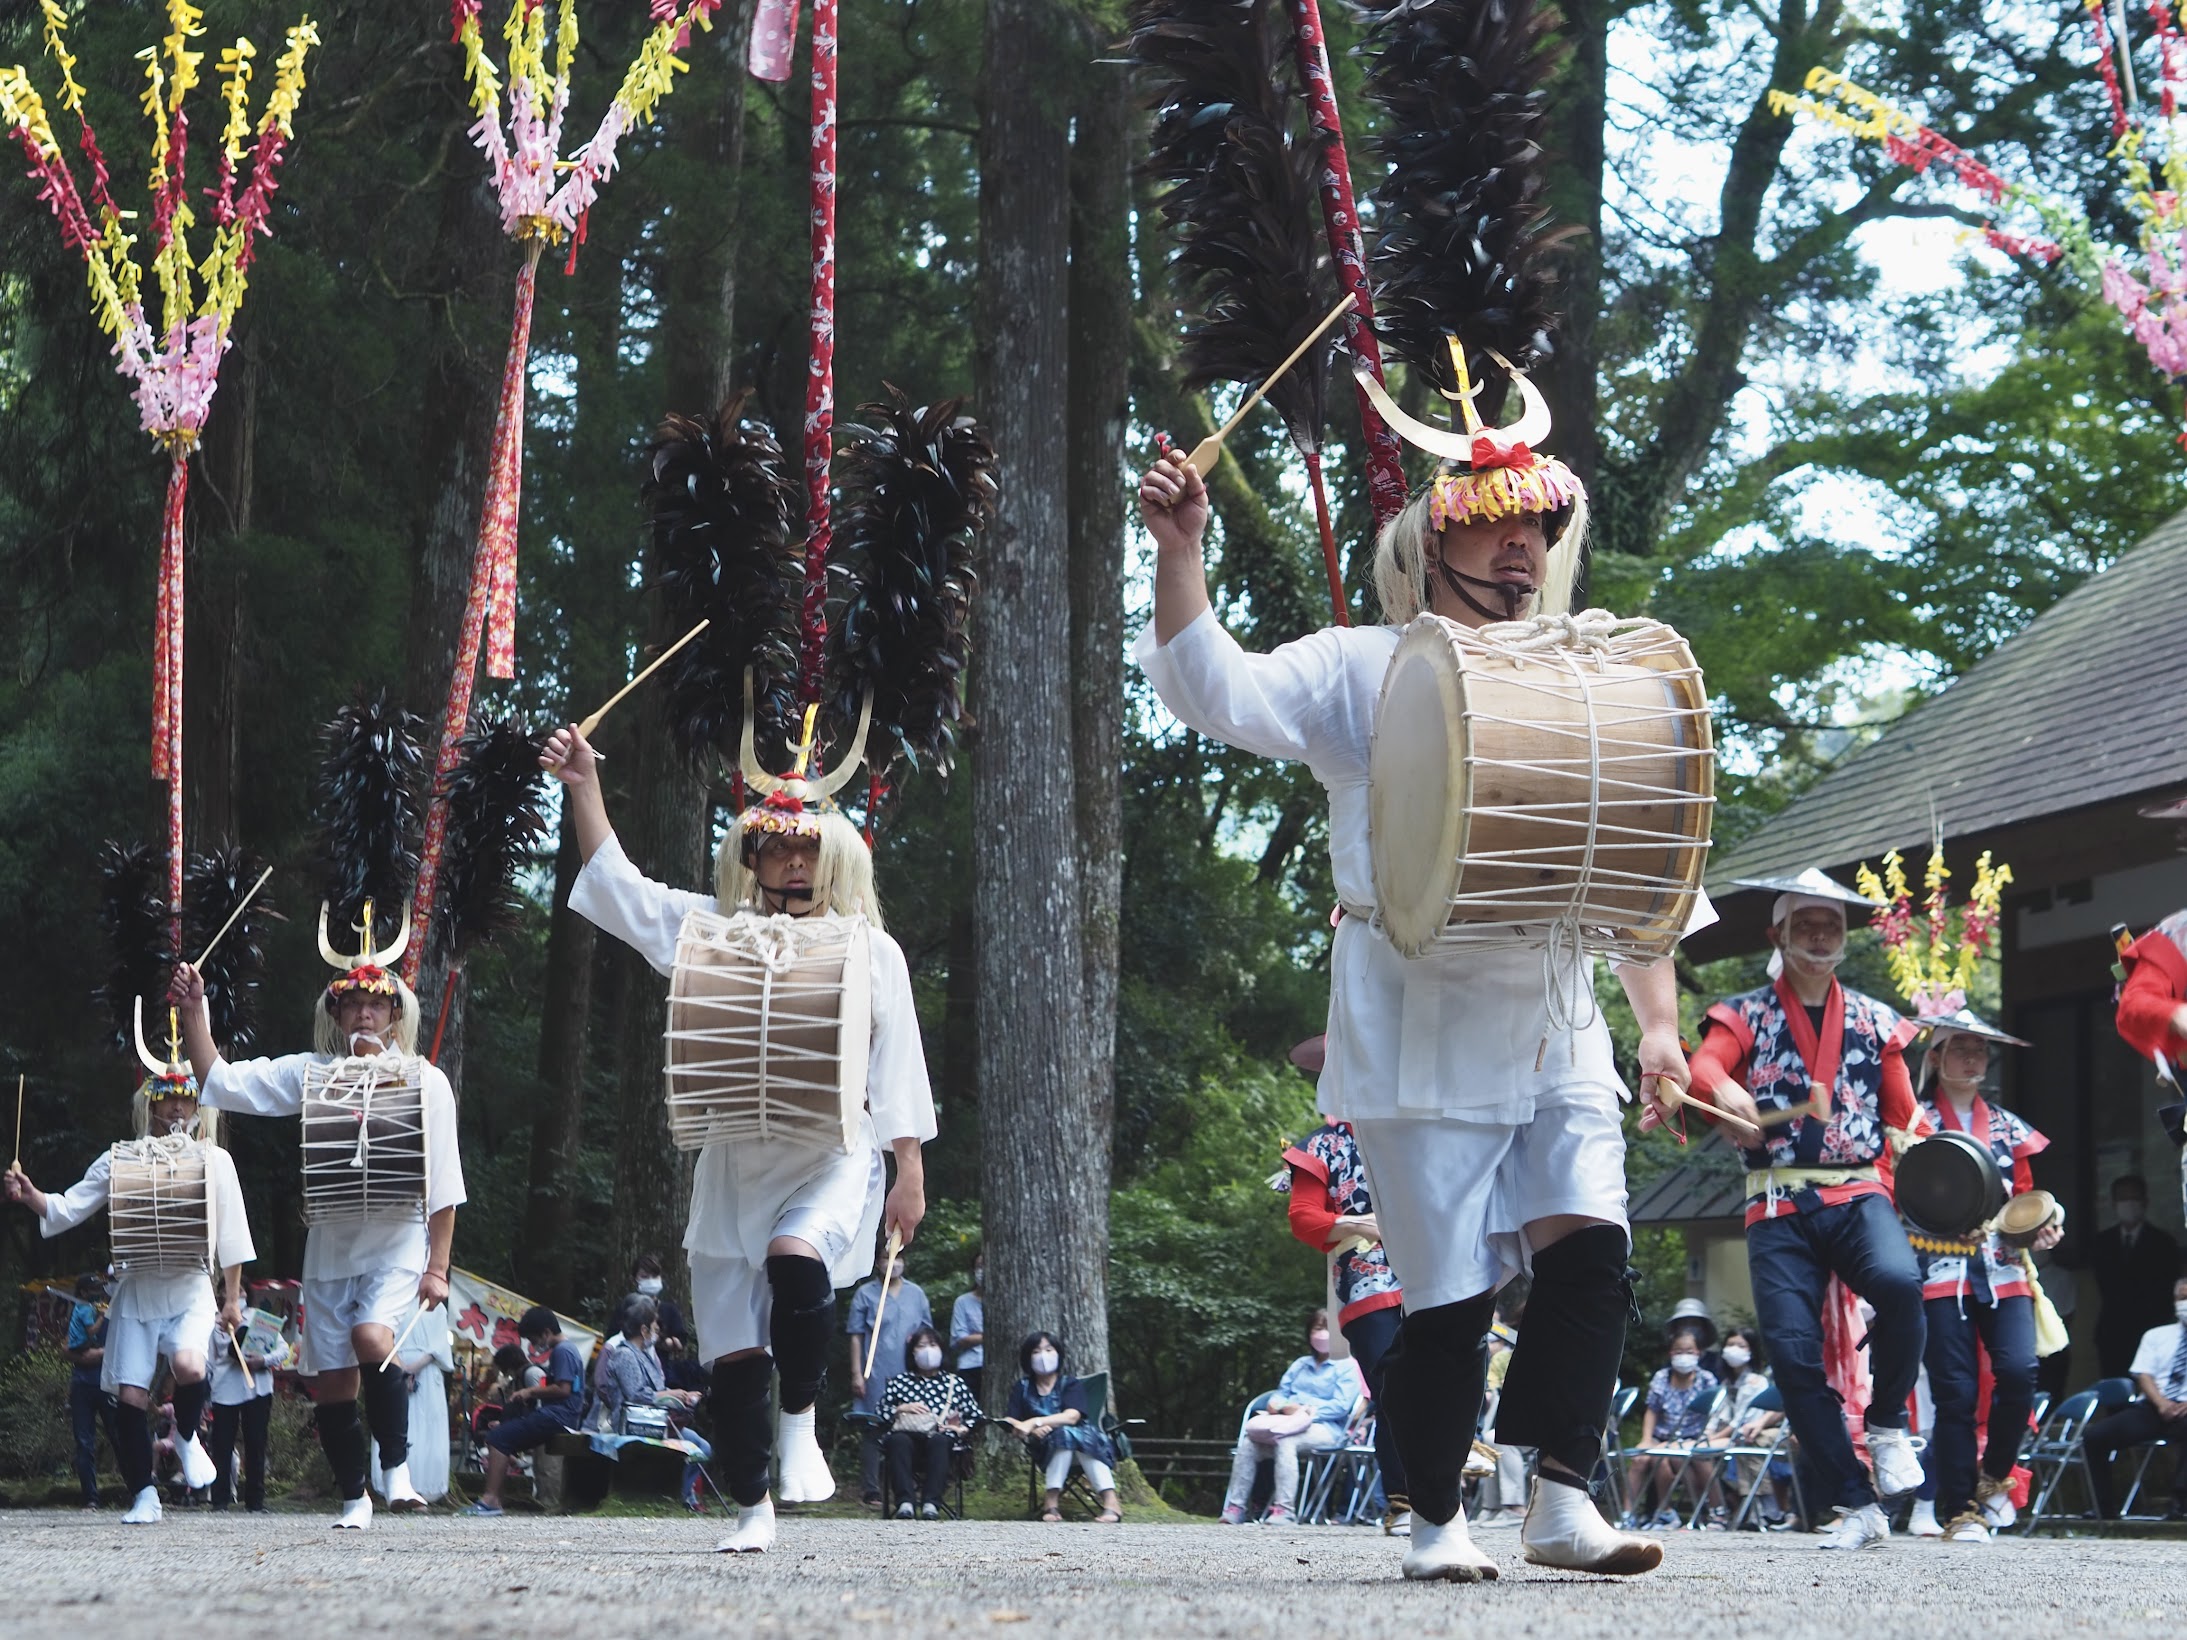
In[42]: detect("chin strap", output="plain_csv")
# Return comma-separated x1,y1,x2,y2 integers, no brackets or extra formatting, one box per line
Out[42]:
759,884,816,915
1433,556,1536,623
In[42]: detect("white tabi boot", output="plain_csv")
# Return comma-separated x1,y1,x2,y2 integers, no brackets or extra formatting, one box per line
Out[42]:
119,1485,164,1525
175,1433,216,1491
1816,1502,1889,1551
775,1407,836,1504
1865,1425,1925,1498
1400,1504,1501,1582
717,1494,776,1554
1520,1476,1664,1576
381,1461,428,1512
1976,1474,2017,1531
1907,1497,1943,1537
333,1494,374,1530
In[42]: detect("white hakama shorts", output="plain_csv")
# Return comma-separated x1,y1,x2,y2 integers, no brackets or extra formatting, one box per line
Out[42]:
689,1137,885,1362
300,1265,421,1372
1351,1093,1630,1310
103,1280,219,1393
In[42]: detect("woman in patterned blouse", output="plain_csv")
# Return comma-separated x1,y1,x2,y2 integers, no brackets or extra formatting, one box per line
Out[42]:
879,1323,981,1519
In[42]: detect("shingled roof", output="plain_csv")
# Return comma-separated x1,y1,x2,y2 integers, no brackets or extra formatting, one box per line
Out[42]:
1708,506,2187,888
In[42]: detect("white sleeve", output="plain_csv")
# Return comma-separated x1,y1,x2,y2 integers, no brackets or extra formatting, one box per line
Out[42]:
568,833,715,977
41,1151,112,1238
203,1053,313,1117
207,1146,257,1270
1132,610,1351,767
421,1064,468,1216
866,931,938,1146
2129,1325,2176,1379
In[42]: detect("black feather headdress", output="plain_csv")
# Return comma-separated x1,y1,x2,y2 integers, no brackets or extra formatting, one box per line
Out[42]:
312,695,424,956
1361,0,1577,401
1131,0,1336,454
824,390,995,777
98,839,172,1061
185,847,271,1056
646,391,804,774
432,717,549,963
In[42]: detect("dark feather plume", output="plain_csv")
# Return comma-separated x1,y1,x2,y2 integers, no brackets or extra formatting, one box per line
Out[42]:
645,390,803,773
1361,0,1578,401
185,847,270,1055
98,839,171,1061
825,389,994,777
1131,0,1336,453
433,717,550,963
312,695,424,957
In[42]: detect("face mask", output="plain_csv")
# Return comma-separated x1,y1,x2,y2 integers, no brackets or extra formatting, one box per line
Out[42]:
1721,1346,1751,1371
1670,1352,1699,1374
2118,1201,2148,1227
1030,1350,1059,1376
1309,1330,1331,1354
888,1260,905,1281
2174,1300,2187,1325
914,1345,943,1371
635,1277,663,1296
972,1265,984,1287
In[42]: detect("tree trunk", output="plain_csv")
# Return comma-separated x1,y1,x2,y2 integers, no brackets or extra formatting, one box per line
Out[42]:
1542,0,1609,588
401,158,507,1095
1064,31,1130,1367
974,0,1106,1404
603,18,752,1294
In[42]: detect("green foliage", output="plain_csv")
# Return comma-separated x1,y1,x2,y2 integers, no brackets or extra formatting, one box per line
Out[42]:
0,1347,78,1489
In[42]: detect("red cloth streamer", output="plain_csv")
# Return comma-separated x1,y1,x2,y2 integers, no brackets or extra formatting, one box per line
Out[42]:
151,453,189,952
1285,0,1408,532
2088,0,2132,139
794,0,839,705
1301,451,1348,626
406,242,542,982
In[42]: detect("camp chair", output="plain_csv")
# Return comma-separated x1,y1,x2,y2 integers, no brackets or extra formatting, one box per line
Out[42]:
1022,1371,1135,1518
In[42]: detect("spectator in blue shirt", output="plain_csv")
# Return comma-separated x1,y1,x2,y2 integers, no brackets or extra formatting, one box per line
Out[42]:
949,1250,985,1403
467,1306,588,1516
66,1272,118,1509
1219,1310,1365,1525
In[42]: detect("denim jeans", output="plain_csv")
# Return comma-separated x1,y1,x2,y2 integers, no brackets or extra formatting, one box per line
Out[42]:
1746,1191,1925,1512
69,1378,117,1505
1341,1305,1408,1506
1923,1291,2036,1520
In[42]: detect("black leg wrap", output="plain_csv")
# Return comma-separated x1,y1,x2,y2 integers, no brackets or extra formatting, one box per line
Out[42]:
114,1401,156,1495
361,1356,411,1469
171,1377,210,1447
1379,1292,1497,1527
316,1398,371,1501
1497,1224,1632,1479
766,1253,836,1415
710,1354,776,1507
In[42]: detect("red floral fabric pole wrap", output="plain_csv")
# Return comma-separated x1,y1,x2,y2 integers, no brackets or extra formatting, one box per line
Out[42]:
795,0,839,701
406,240,543,981
150,452,189,951
1286,0,1407,531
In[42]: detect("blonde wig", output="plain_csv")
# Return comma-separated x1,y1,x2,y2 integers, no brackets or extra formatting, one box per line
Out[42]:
716,808,885,931
1370,483,1588,628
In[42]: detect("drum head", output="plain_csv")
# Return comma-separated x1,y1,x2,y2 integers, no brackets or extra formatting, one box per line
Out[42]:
1897,1131,2006,1238
1369,621,1470,957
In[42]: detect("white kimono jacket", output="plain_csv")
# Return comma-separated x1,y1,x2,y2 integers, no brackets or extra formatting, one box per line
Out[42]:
1137,609,1708,1126
569,834,937,1285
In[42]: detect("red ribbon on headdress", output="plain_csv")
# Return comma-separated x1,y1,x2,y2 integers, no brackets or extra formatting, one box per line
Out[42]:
1470,435,1534,472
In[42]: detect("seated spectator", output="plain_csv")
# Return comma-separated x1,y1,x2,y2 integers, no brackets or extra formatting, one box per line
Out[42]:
2086,1270,2187,1520
472,1343,543,1447
596,1295,707,1511
1623,1326,1720,1528
1217,1311,1363,1526
879,1323,981,1520
466,1306,587,1516
1003,1331,1123,1524
1702,1326,1777,1525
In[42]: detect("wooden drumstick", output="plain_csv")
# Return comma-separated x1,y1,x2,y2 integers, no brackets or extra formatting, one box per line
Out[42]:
1182,293,1357,478
12,1073,22,1168
379,1304,426,1373
861,1226,905,1383
1647,1073,1765,1142
191,865,274,969
230,1325,256,1394
575,619,711,739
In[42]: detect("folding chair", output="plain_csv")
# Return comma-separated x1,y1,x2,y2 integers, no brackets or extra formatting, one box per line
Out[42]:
1591,1384,1639,1518
1298,1399,1377,1524
1715,1384,1802,1530
1627,1384,1727,1527
2021,1386,2105,1529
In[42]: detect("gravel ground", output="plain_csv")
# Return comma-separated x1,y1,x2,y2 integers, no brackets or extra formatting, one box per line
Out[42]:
1,1510,2180,1639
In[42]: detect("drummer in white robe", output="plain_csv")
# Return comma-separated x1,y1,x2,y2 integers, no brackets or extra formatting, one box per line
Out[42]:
5,1061,253,1525
541,718,934,1556
172,948,463,1529
1136,428,1698,1584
